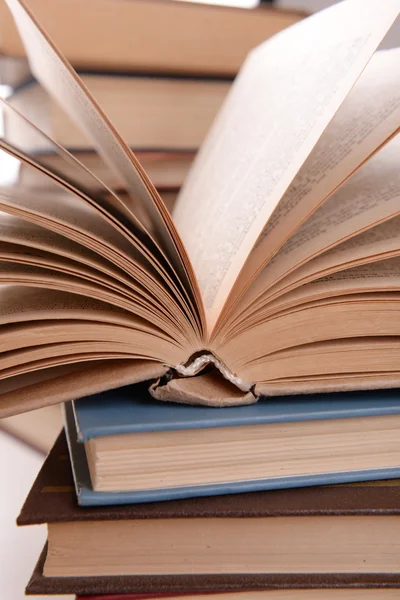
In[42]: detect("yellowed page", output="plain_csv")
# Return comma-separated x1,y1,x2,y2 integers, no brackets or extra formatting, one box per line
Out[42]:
241,48,400,285
0,215,190,334
0,182,196,337
0,283,189,410
173,0,400,328
216,292,400,384
4,0,204,324
0,359,167,418
243,134,400,308
4,0,162,233
0,139,199,331
268,259,400,319
263,216,400,311
230,216,400,336
0,214,139,289
0,251,180,336
0,286,136,327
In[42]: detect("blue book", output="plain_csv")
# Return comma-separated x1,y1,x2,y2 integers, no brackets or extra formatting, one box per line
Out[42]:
64,383,400,506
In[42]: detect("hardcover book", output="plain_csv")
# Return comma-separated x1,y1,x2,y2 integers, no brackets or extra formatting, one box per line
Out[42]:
0,0,305,86
18,151,194,193
0,0,400,417
20,433,400,594
5,75,230,151
65,384,400,505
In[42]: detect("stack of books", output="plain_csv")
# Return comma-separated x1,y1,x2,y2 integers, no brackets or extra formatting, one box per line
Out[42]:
1,0,400,597
18,383,400,597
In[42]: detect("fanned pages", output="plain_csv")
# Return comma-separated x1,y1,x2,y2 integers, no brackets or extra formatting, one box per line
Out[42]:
0,0,399,417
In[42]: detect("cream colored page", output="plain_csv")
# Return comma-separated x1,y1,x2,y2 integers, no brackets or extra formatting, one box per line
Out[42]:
285,217,400,291
0,286,139,327
244,48,400,278
317,257,400,282
173,0,400,327
257,216,400,313
285,258,400,306
245,134,400,303
0,360,167,418
0,184,167,298
0,185,134,257
218,262,400,380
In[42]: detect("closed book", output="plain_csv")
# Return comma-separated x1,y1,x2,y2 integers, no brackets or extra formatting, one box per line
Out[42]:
18,150,194,192
0,0,305,86
64,384,400,505
21,432,400,594
5,75,230,152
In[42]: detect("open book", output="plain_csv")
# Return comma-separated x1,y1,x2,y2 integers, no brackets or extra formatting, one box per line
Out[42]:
0,0,399,416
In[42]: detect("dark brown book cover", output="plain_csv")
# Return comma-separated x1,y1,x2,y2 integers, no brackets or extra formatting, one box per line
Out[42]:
18,432,400,526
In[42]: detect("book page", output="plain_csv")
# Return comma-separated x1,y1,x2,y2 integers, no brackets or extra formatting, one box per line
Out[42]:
0,359,167,418
263,216,400,312
0,177,195,332
0,126,202,336
262,257,400,328
0,100,198,319
240,48,400,285
5,0,204,328
173,0,400,328
0,214,139,288
216,260,400,384
240,221,400,330
1,97,153,230
242,134,400,309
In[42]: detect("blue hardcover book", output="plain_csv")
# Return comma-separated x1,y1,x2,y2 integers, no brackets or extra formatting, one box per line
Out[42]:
64,383,400,506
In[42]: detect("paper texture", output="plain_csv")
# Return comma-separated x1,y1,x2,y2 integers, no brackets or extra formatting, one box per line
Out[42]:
242,49,400,288
173,0,400,327
243,134,400,308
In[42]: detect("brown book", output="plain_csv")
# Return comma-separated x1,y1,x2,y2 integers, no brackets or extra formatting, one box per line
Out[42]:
0,0,400,418
21,433,400,595
0,0,305,86
6,75,230,151
18,150,193,192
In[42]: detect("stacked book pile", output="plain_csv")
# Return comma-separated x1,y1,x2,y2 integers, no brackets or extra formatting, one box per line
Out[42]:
1,0,400,598
17,384,400,597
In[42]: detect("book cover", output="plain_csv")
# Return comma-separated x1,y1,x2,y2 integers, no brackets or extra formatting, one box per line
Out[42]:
65,386,400,505
72,383,400,440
